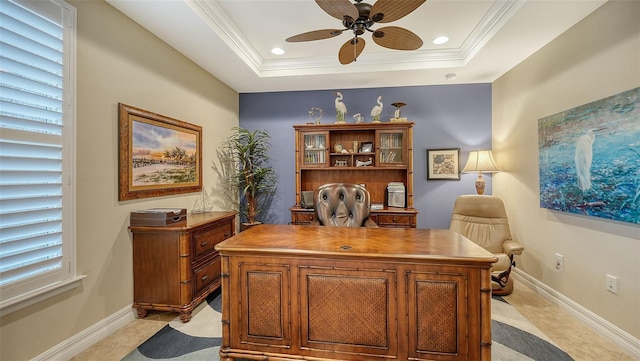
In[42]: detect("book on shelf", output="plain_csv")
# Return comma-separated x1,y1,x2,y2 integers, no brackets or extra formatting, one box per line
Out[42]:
384,151,396,162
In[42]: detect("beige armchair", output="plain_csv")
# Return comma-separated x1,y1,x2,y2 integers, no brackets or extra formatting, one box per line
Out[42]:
449,195,524,295
311,183,378,228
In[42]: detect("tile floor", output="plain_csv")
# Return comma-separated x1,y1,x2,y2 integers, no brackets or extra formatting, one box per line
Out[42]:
70,280,636,361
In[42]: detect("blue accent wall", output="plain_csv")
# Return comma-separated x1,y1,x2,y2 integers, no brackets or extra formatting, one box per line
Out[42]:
239,83,492,228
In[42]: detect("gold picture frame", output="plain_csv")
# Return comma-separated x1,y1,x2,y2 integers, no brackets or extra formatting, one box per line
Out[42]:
118,103,202,201
427,148,460,180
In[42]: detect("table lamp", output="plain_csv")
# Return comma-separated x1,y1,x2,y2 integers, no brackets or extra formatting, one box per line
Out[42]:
462,150,499,195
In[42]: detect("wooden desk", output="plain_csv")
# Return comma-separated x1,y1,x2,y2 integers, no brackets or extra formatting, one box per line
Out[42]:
215,225,497,361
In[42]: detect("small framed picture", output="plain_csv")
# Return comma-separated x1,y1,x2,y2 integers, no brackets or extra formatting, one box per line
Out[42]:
359,141,373,153
427,148,460,180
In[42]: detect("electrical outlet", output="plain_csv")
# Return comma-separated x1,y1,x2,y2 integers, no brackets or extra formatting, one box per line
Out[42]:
606,274,618,294
554,253,564,272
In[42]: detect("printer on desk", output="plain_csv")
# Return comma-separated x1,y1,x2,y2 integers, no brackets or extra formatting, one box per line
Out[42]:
387,182,406,208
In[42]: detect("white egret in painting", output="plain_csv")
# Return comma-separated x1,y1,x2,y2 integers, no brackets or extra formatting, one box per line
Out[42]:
574,128,599,193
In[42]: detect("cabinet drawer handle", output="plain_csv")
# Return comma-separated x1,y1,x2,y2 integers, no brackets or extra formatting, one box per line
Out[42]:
201,275,208,282
201,241,208,247
392,217,397,222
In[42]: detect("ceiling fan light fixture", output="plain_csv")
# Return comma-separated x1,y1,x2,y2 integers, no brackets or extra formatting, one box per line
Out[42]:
350,20,367,35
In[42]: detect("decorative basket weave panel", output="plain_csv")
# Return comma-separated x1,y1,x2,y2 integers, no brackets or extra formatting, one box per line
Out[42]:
307,274,388,347
247,271,282,338
416,280,458,353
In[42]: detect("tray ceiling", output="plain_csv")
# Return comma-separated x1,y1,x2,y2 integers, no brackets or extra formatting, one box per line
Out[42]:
106,0,606,93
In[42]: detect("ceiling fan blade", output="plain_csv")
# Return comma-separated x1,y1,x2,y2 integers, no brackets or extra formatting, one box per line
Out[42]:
315,0,358,21
372,26,423,50
370,0,426,23
286,29,344,42
338,37,366,65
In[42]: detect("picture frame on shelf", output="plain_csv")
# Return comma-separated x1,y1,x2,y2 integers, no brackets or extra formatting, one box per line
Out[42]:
359,141,373,153
427,148,460,180
118,103,202,201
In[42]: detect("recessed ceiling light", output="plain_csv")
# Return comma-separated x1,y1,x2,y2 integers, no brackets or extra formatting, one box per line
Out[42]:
433,36,449,45
271,47,285,55
445,73,457,81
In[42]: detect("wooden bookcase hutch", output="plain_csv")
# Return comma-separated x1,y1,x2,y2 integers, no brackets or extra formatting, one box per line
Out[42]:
290,122,417,228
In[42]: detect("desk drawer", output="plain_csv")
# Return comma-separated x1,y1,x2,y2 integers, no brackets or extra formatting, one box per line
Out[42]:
291,211,315,225
192,222,233,259
374,214,414,228
193,256,221,294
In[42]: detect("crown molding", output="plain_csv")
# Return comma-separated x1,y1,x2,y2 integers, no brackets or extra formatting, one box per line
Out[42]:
191,0,524,77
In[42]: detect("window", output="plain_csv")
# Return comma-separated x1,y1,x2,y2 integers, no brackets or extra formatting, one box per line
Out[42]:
0,0,81,314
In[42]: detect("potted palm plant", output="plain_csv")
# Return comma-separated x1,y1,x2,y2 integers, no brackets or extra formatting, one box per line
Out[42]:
216,127,277,230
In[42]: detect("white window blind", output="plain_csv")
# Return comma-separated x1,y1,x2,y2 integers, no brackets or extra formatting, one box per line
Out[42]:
0,0,78,311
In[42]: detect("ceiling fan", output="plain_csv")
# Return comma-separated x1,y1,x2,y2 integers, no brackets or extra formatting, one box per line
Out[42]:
286,0,426,65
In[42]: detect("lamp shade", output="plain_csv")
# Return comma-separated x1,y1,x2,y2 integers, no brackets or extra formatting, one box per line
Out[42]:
462,150,499,173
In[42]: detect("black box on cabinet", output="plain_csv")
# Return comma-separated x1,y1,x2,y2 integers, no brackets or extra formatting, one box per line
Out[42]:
130,208,187,226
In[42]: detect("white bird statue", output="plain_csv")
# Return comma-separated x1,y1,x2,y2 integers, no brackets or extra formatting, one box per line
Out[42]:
334,92,347,123
370,95,383,122
575,128,600,193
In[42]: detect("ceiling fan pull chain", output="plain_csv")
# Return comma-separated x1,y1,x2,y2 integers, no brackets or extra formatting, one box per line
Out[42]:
354,36,358,62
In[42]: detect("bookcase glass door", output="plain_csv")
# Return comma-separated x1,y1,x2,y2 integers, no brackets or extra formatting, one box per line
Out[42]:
303,132,327,166
378,130,405,165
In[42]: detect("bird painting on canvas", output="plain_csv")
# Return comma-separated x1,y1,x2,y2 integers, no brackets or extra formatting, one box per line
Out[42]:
371,96,383,122
538,87,639,224
334,92,347,123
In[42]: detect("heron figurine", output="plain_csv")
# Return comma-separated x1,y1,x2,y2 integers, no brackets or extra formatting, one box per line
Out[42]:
334,92,347,123
370,95,383,122
575,128,601,193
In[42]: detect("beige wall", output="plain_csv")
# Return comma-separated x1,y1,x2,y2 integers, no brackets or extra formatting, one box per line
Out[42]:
0,1,239,360
493,0,639,339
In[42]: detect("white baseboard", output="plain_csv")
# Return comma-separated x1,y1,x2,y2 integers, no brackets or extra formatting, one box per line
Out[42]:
32,304,136,361
513,268,640,360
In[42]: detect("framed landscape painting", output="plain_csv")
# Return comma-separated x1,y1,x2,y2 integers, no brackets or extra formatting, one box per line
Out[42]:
538,87,640,224
118,103,202,201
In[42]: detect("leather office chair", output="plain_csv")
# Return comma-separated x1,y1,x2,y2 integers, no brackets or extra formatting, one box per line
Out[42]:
311,183,378,228
449,195,524,295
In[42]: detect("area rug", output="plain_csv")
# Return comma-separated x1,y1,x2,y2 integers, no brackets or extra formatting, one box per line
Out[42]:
121,289,573,361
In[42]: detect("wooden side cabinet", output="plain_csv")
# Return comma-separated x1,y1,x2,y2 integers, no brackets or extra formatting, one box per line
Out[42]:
129,211,236,322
